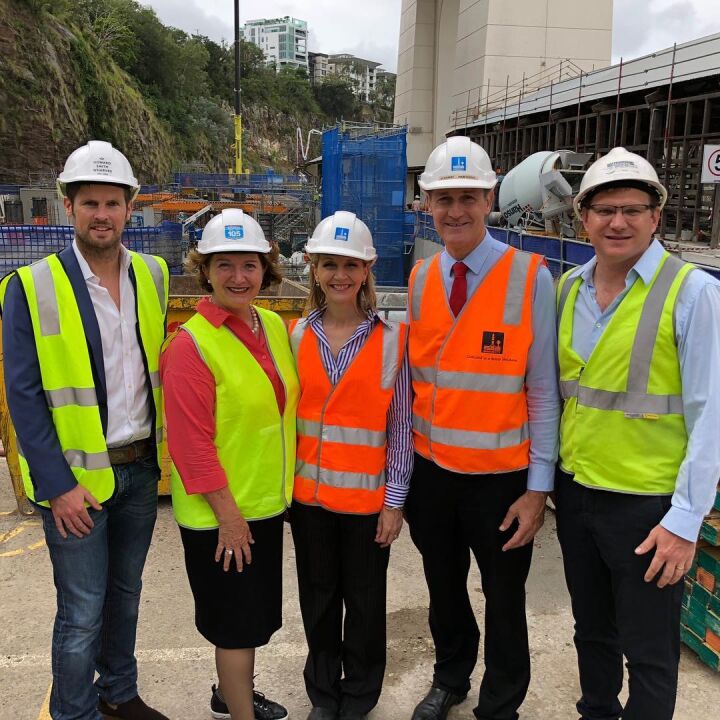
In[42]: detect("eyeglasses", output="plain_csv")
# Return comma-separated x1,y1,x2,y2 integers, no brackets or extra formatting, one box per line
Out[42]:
587,204,656,219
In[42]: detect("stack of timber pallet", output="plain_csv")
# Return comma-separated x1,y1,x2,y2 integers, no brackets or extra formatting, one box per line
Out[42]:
681,483,720,671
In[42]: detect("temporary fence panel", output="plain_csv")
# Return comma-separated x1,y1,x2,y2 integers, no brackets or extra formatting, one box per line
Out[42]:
174,172,308,189
0,222,185,275
322,126,408,286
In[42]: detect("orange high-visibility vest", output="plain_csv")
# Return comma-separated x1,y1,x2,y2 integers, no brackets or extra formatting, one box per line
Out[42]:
408,247,540,474
289,316,408,514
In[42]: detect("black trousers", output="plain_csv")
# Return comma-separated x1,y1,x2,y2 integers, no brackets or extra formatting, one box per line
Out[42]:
290,502,390,715
405,454,533,720
555,469,683,720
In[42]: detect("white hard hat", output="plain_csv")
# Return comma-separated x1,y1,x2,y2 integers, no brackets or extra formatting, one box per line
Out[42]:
573,147,667,218
57,140,140,200
419,136,496,191
305,211,377,262
198,209,271,254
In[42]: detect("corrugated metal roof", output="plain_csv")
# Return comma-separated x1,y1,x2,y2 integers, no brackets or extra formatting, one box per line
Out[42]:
458,32,720,131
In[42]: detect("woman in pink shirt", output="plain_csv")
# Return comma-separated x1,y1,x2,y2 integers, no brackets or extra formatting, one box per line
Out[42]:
161,209,298,720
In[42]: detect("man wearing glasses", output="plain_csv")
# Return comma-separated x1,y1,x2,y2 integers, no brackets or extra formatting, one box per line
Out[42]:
555,147,720,720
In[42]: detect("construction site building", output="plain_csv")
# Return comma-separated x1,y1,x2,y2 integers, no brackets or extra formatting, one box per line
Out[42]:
452,32,720,242
393,0,613,171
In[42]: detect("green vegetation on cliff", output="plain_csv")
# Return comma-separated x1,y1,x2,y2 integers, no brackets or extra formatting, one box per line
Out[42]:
0,0,394,183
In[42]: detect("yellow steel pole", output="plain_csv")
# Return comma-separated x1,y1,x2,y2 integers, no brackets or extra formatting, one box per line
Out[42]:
234,114,243,175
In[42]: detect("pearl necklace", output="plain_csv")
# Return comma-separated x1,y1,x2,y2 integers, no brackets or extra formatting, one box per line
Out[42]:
249,305,260,336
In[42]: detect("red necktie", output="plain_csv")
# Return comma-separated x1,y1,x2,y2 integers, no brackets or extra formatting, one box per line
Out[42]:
449,261,468,317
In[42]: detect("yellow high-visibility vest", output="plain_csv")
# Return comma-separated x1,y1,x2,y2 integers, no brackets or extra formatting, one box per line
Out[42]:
557,252,694,494
169,307,299,529
0,251,168,506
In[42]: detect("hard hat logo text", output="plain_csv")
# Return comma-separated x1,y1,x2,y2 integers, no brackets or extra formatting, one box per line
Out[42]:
225,226,245,240
92,158,113,176
334,227,350,241
607,160,637,174
451,156,467,172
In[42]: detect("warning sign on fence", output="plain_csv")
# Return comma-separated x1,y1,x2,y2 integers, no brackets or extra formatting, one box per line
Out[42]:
701,145,720,184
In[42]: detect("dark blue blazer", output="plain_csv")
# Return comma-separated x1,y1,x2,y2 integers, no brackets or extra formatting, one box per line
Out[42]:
2,246,152,502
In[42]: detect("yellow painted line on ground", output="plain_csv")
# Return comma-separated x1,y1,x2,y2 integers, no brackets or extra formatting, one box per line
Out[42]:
27,539,46,550
0,547,23,558
36,682,52,720
0,525,25,543
0,510,16,516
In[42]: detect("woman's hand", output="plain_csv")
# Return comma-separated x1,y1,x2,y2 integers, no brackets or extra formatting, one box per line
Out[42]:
375,506,403,548
215,515,254,572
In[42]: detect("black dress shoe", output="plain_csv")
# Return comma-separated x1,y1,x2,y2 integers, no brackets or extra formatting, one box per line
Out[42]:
98,696,169,720
307,708,338,720
411,686,467,720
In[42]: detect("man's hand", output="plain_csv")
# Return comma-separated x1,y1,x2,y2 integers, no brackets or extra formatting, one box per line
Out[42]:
49,485,102,539
375,506,403,548
500,490,548,551
635,524,696,588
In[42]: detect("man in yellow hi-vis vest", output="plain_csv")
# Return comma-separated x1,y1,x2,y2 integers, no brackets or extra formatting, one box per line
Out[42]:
1,142,169,720
556,148,720,720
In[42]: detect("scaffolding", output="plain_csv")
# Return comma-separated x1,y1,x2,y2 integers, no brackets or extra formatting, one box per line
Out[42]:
322,123,408,286
454,33,720,241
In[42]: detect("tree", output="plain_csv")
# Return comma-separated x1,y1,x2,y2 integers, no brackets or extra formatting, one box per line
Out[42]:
76,0,137,67
368,73,396,123
314,75,358,121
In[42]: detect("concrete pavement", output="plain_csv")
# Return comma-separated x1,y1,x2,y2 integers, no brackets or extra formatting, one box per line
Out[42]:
1,465,718,720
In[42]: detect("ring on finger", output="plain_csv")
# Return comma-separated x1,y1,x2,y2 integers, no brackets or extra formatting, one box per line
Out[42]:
226,549,234,556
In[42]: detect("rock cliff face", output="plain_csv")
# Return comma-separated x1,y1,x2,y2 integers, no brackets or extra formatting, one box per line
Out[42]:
0,0,322,184
0,0,174,183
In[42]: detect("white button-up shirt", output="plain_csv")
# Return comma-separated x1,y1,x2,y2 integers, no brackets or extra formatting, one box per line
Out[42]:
73,241,152,447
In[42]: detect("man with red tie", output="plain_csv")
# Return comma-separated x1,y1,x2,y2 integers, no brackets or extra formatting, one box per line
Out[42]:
405,136,560,720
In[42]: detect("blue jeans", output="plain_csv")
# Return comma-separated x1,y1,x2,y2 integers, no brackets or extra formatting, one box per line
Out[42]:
39,456,159,720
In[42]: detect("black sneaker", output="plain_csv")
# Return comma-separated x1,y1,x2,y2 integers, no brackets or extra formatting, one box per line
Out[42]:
253,690,289,720
210,684,289,720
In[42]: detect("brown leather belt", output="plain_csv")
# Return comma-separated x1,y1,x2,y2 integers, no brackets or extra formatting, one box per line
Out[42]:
107,438,155,465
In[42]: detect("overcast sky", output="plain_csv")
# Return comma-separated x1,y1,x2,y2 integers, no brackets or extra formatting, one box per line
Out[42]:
142,0,720,73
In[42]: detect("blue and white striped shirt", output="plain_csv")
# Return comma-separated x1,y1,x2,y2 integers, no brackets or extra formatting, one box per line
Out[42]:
305,308,414,508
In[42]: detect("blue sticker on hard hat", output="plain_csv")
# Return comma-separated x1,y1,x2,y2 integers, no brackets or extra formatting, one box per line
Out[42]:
451,156,467,172
334,227,350,241
225,226,244,240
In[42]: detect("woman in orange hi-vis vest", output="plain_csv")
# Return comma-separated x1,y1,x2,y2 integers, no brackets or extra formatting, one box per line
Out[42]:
288,211,413,720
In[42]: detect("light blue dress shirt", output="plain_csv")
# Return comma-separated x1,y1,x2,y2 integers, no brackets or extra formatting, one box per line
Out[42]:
565,239,720,541
437,232,561,492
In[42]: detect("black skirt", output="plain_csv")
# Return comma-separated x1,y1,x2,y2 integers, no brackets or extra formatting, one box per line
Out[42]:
179,513,284,649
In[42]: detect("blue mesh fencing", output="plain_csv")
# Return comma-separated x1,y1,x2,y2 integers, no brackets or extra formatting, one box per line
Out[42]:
0,222,185,276
321,126,408,286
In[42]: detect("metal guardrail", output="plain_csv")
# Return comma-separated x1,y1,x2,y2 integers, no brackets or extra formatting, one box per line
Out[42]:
414,212,720,281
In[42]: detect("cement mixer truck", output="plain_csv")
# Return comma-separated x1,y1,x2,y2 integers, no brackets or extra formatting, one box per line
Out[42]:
493,151,592,237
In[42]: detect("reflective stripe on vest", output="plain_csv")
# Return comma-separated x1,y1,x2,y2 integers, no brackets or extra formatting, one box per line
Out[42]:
290,317,407,514
557,251,693,494
170,307,300,528
559,255,687,415
0,251,168,505
408,248,538,474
